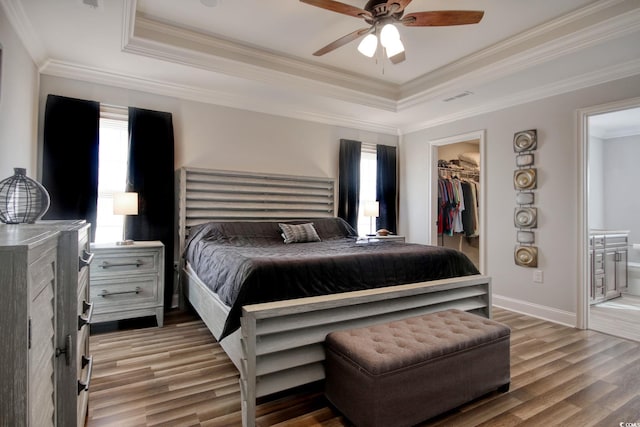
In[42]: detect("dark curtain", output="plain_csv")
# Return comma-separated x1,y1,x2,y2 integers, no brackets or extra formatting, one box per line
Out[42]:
338,139,361,230
42,95,100,240
376,144,397,234
126,107,175,310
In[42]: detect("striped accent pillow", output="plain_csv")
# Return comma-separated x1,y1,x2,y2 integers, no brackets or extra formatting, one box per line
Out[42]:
279,223,321,244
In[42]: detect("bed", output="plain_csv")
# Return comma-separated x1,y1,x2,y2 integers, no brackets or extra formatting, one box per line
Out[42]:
177,167,492,427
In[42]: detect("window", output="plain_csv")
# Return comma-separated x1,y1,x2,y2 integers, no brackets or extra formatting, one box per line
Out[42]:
93,106,129,243
357,144,377,236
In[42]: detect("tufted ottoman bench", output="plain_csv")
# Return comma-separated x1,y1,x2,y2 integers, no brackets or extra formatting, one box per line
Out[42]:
324,309,510,427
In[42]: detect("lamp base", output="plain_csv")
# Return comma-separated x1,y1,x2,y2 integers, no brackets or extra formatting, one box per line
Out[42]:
116,239,135,246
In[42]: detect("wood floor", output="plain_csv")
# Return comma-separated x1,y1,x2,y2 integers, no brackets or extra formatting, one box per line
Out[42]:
590,293,640,342
86,307,640,427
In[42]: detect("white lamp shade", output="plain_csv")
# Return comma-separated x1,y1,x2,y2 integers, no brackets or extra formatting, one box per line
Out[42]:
380,23,400,48
363,201,379,217
113,192,138,215
385,37,405,58
357,34,378,57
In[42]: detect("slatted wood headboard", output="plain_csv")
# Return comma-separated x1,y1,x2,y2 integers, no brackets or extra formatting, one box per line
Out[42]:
177,167,336,257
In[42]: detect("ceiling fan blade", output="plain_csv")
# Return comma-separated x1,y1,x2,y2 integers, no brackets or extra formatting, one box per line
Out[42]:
300,0,372,19
313,27,372,56
386,0,413,14
402,10,484,27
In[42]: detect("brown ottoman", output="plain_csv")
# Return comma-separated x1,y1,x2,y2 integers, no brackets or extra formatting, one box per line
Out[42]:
324,309,510,427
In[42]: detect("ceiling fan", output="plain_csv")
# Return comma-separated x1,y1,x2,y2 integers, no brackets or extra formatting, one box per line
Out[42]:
300,0,484,64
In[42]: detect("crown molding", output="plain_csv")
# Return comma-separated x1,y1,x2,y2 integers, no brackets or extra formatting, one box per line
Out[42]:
121,1,398,112
401,57,640,135
599,128,640,139
40,59,400,136
397,0,640,111
0,0,47,66
121,0,640,115
39,52,640,138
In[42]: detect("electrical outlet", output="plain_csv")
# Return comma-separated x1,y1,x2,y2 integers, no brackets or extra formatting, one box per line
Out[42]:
533,270,543,283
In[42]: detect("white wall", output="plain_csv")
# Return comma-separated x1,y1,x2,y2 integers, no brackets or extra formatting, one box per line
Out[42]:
602,134,640,244
0,6,39,179
400,74,640,325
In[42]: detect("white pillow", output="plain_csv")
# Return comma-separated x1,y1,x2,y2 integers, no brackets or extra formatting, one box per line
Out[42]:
279,223,321,244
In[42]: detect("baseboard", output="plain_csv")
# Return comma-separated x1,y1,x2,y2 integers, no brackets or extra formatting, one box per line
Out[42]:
493,294,577,328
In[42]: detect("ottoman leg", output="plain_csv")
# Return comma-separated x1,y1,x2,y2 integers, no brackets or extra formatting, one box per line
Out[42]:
498,382,510,393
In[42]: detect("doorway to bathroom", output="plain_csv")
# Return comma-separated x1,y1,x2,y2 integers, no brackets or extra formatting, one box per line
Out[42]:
581,100,640,342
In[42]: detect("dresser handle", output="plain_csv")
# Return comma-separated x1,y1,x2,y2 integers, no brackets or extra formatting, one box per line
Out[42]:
98,287,141,297
78,355,93,395
78,301,93,330
99,260,143,269
78,249,94,271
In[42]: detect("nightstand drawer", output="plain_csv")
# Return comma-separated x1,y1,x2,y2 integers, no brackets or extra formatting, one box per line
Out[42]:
91,251,160,277
91,275,161,310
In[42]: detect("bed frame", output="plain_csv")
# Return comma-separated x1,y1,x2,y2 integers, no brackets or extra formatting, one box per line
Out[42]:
177,167,492,427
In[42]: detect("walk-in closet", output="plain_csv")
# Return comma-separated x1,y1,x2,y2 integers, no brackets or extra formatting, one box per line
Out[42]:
437,140,481,270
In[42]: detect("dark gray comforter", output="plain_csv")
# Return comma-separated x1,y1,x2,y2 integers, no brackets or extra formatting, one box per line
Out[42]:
184,218,479,339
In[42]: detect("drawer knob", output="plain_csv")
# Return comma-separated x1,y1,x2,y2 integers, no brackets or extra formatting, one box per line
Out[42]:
55,334,72,366
99,259,143,269
98,286,142,297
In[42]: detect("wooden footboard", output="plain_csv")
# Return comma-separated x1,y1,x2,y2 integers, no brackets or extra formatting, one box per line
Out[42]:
183,267,491,427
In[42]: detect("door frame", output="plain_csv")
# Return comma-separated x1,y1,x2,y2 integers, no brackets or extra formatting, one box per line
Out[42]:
576,96,640,329
429,130,486,275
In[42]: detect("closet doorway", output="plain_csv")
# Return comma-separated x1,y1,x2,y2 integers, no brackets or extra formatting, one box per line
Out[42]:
430,130,486,274
578,98,640,342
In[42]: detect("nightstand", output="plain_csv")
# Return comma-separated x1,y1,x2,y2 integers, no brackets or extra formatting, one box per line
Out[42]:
363,235,406,243
89,241,165,327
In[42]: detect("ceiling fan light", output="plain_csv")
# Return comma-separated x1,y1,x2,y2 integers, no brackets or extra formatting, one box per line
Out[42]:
385,37,405,58
380,23,400,48
357,34,378,58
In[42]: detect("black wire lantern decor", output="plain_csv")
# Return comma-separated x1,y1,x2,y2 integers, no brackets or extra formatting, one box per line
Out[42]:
0,167,50,224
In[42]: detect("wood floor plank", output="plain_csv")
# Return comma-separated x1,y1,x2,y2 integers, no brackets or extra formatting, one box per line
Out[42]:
86,307,640,427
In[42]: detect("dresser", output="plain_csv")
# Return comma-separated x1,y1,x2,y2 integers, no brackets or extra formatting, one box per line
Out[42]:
90,241,165,327
0,221,94,427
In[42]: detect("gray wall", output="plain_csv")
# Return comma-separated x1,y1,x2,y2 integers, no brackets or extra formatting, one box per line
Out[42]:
602,134,640,245
0,6,39,178
400,74,640,325
38,75,398,181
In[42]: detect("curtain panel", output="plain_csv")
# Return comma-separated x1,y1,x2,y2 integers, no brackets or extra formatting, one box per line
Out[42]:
376,144,397,234
126,107,175,310
42,94,100,240
338,139,361,230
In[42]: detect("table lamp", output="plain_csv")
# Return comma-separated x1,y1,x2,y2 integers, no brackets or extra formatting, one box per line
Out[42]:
113,191,138,245
363,201,379,237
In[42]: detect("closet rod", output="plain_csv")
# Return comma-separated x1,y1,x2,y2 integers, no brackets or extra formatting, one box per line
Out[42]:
438,166,479,178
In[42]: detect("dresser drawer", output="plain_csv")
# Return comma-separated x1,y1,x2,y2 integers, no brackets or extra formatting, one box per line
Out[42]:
91,250,160,277
91,275,161,310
